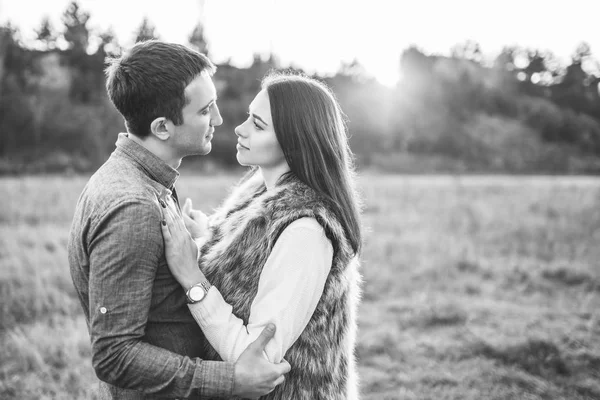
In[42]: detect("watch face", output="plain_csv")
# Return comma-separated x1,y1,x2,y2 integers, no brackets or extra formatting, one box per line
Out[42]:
189,286,206,301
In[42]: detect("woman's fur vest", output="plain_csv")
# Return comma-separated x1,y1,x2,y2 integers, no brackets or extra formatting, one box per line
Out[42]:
199,169,361,400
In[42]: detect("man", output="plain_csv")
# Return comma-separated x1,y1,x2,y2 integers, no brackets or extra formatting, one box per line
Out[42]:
68,40,290,399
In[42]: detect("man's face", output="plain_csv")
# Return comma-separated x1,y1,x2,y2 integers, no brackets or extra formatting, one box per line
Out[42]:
171,72,222,156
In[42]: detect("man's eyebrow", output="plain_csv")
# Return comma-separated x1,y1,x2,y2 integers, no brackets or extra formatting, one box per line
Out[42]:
251,113,268,126
199,97,217,112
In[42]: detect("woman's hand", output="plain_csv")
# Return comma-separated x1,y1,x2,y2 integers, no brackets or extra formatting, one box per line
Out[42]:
181,198,210,239
160,197,205,289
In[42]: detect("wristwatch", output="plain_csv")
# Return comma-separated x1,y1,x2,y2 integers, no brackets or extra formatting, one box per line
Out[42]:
186,280,212,304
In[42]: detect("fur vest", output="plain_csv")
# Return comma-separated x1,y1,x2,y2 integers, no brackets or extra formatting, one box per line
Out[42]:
199,169,361,400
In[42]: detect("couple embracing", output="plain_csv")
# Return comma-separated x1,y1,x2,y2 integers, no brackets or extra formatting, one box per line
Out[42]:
68,40,362,399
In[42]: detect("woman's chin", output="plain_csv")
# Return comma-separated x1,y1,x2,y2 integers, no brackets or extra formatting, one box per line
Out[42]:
236,154,249,167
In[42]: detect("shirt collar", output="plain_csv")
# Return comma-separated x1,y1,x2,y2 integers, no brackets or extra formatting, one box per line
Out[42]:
114,132,179,189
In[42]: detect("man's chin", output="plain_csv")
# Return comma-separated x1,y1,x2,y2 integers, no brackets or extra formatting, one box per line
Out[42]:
198,144,212,156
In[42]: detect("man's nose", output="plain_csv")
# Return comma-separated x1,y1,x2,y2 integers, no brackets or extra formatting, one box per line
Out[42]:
211,107,223,127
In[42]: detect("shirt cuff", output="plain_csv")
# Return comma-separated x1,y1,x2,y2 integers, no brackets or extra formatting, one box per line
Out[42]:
196,359,235,398
188,286,233,327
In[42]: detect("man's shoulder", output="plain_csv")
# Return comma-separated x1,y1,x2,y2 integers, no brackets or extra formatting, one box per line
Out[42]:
83,157,162,216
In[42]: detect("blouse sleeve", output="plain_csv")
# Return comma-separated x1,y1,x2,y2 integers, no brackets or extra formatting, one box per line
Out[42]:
187,217,333,363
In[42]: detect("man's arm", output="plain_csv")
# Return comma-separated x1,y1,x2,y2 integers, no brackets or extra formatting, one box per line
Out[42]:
87,198,233,398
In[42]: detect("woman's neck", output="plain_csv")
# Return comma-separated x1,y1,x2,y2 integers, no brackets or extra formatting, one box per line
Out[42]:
259,162,291,191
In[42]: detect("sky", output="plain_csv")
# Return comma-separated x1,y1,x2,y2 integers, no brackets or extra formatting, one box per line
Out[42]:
0,0,598,86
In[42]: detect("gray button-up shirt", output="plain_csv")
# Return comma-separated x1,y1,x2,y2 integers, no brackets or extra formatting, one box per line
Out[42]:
68,133,234,399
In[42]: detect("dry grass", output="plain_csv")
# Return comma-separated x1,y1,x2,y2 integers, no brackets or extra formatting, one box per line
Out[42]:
1,173,600,399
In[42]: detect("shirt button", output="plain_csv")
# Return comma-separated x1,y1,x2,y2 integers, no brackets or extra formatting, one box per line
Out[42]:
100,307,107,314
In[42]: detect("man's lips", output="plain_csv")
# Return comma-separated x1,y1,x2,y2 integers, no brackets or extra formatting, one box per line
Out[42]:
237,142,249,150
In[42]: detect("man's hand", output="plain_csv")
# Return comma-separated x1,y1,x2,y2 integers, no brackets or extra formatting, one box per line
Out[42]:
181,198,209,239
233,324,291,398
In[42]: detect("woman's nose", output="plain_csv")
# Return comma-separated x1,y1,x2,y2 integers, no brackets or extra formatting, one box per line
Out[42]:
234,124,245,137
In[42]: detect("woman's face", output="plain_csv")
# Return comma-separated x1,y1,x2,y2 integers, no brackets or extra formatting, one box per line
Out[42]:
234,89,286,168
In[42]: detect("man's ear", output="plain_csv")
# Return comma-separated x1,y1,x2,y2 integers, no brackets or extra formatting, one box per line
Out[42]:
150,117,171,141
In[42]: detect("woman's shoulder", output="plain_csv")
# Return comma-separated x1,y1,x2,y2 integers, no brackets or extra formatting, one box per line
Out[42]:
285,217,325,233
277,217,333,251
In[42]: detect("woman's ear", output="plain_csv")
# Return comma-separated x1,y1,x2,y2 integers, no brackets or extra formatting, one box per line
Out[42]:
150,117,170,141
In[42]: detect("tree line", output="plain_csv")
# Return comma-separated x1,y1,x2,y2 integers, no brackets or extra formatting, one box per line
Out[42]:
1,1,599,174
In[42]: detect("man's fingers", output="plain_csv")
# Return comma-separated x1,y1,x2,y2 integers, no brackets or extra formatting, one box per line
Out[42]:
249,324,276,352
273,375,285,387
277,359,291,375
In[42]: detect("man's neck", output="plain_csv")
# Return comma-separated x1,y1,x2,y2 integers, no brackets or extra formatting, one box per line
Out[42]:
127,133,182,169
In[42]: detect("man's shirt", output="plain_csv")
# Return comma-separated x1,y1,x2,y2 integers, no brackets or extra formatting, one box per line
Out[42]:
68,133,234,399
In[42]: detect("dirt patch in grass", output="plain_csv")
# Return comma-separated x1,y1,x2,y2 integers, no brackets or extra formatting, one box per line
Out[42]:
542,267,600,292
474,338,570,377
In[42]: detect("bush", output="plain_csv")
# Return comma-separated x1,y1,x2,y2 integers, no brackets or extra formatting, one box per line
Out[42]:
518,96,600,153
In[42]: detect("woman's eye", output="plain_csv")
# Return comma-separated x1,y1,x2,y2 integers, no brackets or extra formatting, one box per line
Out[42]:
254,122,262,130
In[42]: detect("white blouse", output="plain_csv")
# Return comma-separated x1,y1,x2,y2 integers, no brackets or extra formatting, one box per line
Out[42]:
187,217,333,363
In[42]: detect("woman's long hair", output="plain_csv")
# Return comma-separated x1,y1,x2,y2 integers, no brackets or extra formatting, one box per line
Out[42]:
262,72,363,255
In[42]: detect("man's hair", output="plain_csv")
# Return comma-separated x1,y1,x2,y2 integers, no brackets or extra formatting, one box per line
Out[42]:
105,40,216,137
262,72,363,255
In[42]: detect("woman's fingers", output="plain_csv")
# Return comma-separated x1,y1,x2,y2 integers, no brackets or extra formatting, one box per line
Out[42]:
182,197,193,215
164,198,189,236
173,200,191,233
164,197,179,220
160,202,173,240
164,202,179,230
160,217,171,240
161,195,195,243
165,199,185,230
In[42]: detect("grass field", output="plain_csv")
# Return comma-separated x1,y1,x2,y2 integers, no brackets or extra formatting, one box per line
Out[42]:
1,173,599,400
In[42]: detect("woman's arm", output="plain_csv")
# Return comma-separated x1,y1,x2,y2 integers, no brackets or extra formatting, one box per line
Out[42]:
189,218,333,363
160,198,333,363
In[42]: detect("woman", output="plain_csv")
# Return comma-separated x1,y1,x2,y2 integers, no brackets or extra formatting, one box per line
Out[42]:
161,72,362,399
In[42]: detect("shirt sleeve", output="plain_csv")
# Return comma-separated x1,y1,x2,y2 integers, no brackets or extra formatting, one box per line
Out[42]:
87,198,234,398
188,217,333,363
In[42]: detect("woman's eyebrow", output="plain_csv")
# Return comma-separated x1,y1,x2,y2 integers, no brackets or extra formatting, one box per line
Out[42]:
251,113,268,126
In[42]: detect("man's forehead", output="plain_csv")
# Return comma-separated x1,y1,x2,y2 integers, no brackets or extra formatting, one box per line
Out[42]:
185,73,215,100
186,72,213,90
